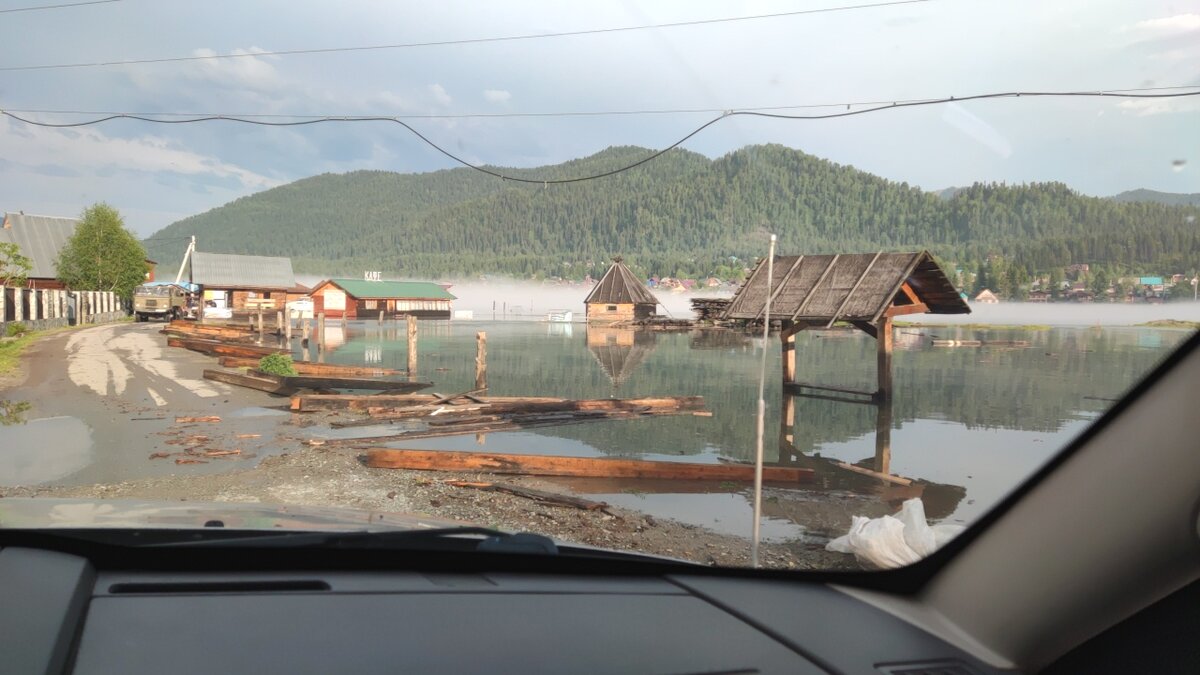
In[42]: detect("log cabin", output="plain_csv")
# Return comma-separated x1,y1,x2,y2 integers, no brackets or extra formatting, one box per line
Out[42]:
309,278,455,319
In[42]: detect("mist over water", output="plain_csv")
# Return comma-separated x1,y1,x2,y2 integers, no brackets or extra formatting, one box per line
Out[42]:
424,281,721,318
904,301,1200,326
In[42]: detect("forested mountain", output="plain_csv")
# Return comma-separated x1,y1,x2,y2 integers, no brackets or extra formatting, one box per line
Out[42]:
144,144,1200,281
1108,189,1200,207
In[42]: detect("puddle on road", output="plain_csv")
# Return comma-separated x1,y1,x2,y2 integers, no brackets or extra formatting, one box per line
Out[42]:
0,416,93,485
226,406,292,418
598,491,808,542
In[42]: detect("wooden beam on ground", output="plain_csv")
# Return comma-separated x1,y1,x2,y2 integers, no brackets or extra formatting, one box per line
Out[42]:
204,369,294,395
365,449,814,482
291,393,570,412
218,356,404,376
168,336,285,358
443,481,612,512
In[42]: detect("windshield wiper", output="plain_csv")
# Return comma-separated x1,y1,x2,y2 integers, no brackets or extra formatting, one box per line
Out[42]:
153,526,561,555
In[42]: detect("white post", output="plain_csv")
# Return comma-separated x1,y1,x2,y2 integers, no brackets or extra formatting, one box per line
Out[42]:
0,285,6,323
42,289,50,320
14,288,25,322
751,233,777,569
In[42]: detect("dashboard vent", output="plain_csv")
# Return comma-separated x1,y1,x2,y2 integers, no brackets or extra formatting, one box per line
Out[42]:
878,660,978,675
109,580,330,594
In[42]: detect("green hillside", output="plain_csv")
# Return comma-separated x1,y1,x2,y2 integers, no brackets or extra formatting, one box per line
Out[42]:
1108,188,1200,207
144,144,1200,281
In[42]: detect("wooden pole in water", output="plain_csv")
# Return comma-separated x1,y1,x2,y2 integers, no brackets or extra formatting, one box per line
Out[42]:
876,316,893,400
257,308,264,339
781,325,798,385
317,312,326,350
285,311,292,342
475,331,487,392
406,314,418,377
874,395,893,475
378,310,384,325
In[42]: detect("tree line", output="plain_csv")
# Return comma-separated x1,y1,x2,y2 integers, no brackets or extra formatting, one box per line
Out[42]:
143,144,1200,285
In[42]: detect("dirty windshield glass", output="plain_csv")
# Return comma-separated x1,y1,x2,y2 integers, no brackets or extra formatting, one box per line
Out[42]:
1,1,1198,570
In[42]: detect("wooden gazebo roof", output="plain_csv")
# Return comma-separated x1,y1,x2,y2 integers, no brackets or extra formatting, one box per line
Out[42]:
723,251,969,324
584,259,659,306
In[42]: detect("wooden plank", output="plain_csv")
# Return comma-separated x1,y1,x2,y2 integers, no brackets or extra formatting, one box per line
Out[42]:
175,416,220,423
834,461,912,486
475,331,487,391
884,302,930,317
365,449,814,482
291,393,570,412
848,320,878,339
443,481,612,512
431,388,489,406
218,356,404,376
167,336,284,358
251,370,431,392
203,369,293,395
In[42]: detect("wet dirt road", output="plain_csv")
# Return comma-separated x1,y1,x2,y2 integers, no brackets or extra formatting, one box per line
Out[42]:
0,322,297,487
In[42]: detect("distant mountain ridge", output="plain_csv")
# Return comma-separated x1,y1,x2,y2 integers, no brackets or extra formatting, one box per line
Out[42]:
144,145,1200,279
1108,188,1200,207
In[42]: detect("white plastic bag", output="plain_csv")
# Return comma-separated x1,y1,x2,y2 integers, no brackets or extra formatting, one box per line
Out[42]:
825,498,965,569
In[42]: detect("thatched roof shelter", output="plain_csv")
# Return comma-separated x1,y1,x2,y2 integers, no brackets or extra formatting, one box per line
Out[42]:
723,251,968,325
584,259,658,307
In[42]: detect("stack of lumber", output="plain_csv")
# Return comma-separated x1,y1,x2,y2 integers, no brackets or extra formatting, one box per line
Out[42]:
167,336,284,358
298,393,707,444
690,297,731,322
218,356,403,376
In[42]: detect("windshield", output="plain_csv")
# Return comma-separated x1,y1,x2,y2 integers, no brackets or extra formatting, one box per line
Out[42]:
1,1,1198,571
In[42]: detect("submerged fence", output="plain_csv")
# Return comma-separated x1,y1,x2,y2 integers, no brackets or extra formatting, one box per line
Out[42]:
0,286,127,333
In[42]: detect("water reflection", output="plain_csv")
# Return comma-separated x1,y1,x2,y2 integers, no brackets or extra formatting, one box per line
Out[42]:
586,326,657,391
0,400,31,426
299,321,1184,529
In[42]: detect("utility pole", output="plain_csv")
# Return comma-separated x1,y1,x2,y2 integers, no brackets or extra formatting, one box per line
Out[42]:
174,235,196,284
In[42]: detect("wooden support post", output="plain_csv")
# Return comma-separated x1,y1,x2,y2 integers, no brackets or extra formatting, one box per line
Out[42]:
29,289,39,321
285,311,292,341
317,312,326,351
780,390,795,445
876,316,893,400
406,315,418,377
781,326,797,385
257,308,264,339
475,331,487,392
874,395,893,475
14,288,23,322
379,310,384,325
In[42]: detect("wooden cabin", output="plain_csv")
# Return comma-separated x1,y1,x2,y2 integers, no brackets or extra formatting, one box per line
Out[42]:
723,251,970,399
973,289,1000,304
190,252,297,311
584,258,658,323
310,278,455,319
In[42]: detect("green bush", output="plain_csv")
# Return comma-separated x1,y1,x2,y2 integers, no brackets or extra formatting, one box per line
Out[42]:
258,353,298,376
5,323,29,338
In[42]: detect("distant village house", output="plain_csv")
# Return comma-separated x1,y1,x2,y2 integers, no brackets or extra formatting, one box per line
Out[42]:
973,289,1000,304
584,258,659,322
1,211,155,289
309,278,455,319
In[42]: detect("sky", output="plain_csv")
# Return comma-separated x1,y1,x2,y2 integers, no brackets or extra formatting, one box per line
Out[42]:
0,0,1197,237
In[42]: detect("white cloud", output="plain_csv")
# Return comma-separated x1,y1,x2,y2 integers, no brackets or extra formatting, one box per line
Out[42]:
1126,14,1200,34
428,83,453,107
483,89,512,103
1116,97,1200,117
0,118,280,190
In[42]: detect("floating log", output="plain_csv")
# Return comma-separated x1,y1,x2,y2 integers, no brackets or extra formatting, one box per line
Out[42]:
443,481,612,512
291,393,569,412
364,449,814,482
218,356,404,376
167,336,284,358
309,408,670,446
931,339,1031,348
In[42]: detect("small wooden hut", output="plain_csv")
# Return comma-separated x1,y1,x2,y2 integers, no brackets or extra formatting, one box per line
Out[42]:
722,251,969,399
584,258,658,323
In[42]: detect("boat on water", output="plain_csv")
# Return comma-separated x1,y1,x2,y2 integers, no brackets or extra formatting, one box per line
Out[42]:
545,309,574,323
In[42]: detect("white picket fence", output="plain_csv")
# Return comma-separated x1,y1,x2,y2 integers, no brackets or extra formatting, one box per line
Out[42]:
0,286,126,332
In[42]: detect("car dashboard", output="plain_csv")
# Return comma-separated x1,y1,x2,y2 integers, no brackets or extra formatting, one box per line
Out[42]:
1,546,1008,675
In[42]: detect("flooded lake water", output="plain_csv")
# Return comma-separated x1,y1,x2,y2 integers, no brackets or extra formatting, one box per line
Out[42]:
303,317,1192,540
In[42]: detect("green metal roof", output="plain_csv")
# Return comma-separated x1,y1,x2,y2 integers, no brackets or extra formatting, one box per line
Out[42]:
324,278,456,300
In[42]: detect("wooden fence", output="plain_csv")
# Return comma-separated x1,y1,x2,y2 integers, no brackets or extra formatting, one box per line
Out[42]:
0,286,127,333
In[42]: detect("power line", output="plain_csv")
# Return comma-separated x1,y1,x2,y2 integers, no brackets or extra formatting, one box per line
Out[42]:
0,0,929,72
0,0,119,14
2,85,1196,120
4,88,1199,185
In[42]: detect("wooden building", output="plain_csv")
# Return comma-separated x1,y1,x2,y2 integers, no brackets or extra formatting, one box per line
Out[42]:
973,289,1000,304
723,251,969,400
1,212,157,290
309,278,455,319
190,251,298,311
584,258,659,322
